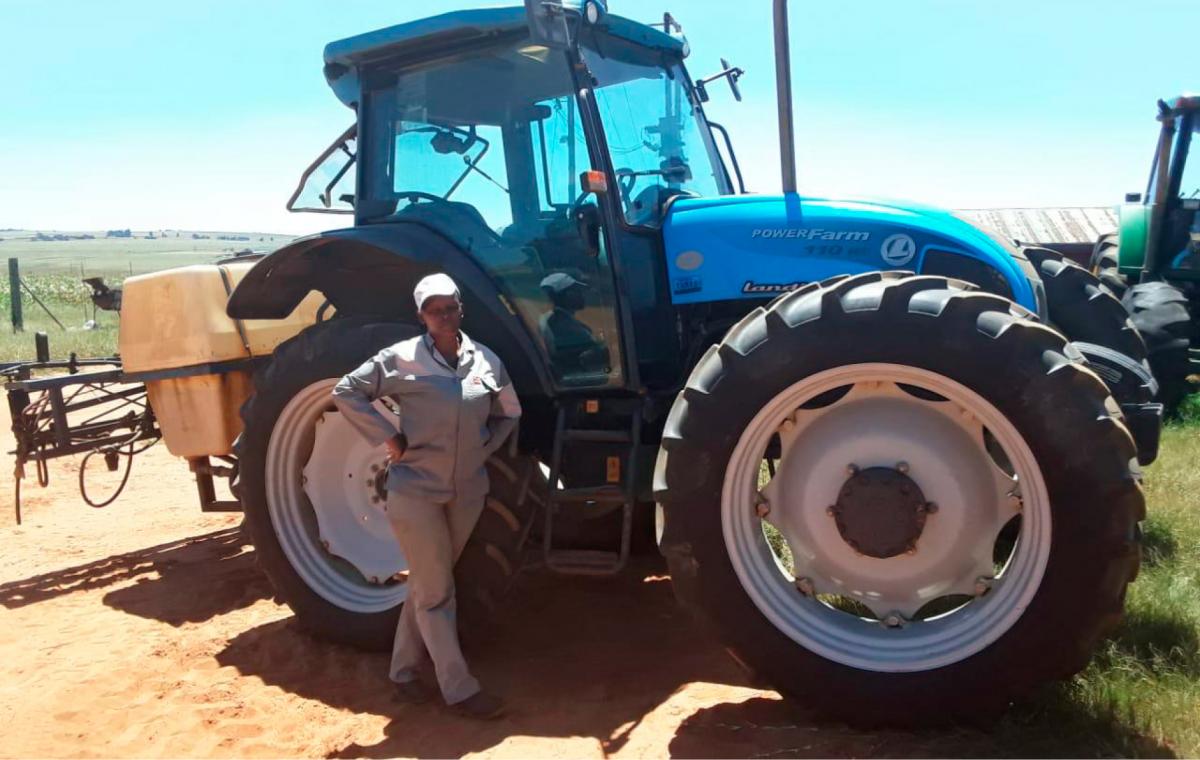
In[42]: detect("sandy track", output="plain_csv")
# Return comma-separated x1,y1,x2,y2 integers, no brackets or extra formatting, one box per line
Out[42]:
1,432,1103,758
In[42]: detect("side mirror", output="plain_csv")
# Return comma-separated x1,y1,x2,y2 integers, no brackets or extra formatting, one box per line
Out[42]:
695,59,745,103
721,59,743,101
1126,192,1143,203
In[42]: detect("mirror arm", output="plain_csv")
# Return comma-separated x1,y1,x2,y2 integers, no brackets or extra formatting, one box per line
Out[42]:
695,66,744,100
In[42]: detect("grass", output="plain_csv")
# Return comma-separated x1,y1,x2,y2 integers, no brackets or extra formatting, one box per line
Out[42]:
0,230,294,363
1,272,121,362
1020,419,1200,757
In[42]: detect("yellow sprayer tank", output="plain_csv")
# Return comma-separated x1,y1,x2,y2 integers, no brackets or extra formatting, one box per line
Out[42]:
119,259,325,458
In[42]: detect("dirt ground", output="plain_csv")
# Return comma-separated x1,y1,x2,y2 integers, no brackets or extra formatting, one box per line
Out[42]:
1,430,1098,758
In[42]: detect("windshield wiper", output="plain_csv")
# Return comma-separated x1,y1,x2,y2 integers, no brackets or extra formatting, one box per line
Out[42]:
462,155,509,194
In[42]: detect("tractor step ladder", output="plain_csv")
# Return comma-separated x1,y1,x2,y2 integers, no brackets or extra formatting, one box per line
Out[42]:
543,397,642,576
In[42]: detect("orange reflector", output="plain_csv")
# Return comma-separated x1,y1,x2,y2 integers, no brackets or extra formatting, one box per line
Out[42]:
581,170,608,194
606,456,621,483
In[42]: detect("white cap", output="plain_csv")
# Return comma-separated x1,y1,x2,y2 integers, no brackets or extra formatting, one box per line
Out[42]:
413,273,461,310
540,272,588,293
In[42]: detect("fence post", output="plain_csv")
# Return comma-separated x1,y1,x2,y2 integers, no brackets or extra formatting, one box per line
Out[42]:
8,258,22,333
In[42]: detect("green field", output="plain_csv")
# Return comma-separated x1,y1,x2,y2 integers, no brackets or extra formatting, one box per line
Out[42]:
0,229,295,363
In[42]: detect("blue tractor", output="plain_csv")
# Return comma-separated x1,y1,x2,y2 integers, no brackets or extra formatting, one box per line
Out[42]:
228,1,1157,725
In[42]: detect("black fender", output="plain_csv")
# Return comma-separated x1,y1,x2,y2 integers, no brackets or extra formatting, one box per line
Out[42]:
227,222,556,402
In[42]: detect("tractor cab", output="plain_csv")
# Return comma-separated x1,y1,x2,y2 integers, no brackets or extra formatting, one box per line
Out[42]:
290,4,734,391
1121,95,1200,281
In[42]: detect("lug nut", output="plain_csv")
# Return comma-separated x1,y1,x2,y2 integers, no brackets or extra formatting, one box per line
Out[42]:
780,418,796,433
846,464,859,477
320,539,330,551
896,461,909,474
756,499,771,518
925,501,938,514
883,612,906,628
905,544,918,555
825,505,837,517
795,577,815,595
975,576,994,596
370,576,380,585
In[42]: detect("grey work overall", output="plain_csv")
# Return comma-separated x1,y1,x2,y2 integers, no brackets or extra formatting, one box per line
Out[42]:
332,332,521,704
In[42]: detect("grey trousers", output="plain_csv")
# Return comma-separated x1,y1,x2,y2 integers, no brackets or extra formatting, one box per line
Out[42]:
385,490,486,705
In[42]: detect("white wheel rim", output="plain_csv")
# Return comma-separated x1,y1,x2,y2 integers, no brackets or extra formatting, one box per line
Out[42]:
722,363,1051,672
265,379,408,613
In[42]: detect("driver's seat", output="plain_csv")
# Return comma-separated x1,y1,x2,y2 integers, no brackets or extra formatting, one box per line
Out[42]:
388,198,532,271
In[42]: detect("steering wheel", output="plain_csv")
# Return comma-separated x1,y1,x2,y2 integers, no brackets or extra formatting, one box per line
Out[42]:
613,168,639,206
393,191,508,246
627,186,701,227
395,190,451,207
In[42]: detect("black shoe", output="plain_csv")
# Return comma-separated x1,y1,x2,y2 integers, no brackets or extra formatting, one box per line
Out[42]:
393,679,433,704
450,691,506,720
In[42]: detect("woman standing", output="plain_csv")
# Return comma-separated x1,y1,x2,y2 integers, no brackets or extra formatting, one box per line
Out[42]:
331,273,521,719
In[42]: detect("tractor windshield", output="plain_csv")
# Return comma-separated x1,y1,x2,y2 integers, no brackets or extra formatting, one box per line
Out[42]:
580,38,726,228
1180,116,1198,200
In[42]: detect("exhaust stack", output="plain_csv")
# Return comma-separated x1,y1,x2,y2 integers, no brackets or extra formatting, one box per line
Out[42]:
773,0,797,194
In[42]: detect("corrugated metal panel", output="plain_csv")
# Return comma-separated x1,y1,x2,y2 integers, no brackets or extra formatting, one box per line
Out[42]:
957,207,1118,245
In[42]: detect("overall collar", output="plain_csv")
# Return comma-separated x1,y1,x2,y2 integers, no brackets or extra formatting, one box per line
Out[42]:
423,331,475,372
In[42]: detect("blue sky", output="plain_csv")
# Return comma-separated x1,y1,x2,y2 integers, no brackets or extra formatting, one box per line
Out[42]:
1,0,1194,234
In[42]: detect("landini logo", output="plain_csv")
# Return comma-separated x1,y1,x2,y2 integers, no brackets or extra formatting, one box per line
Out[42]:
742,280,808,294
751,228,872,241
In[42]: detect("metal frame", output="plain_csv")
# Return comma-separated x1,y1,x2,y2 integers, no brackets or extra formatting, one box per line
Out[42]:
1144,106,1196,279
286,123,358,214
4,354,263,523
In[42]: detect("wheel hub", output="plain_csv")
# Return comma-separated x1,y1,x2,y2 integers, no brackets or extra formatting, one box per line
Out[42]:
830,466,929,559
301,410,405,583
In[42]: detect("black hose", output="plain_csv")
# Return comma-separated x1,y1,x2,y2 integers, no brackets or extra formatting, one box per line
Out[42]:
78,432,158,509
35,451,49,487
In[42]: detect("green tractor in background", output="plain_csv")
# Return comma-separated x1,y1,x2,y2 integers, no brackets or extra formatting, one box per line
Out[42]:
1091,95,1200,414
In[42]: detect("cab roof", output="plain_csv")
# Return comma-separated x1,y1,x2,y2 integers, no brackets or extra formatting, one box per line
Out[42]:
323,6,684,69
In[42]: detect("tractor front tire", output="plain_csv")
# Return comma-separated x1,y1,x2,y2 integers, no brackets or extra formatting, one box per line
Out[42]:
236,317,540,651
1122,281,1196,416
655,272,1143,726
1025,246,1147,362
1089,233,1129,300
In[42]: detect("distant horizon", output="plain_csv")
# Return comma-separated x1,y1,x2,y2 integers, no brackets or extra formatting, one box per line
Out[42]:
1,227,299,237
0,201,1124,238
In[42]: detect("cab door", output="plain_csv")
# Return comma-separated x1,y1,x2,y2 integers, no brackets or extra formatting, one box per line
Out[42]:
484,92,629,390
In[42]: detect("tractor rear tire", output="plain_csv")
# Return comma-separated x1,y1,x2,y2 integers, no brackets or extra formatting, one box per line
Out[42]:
236,316,541,651
1122,281,1196,416
655,272,1143,727
1025,246,1147,362
1089,233,1129,300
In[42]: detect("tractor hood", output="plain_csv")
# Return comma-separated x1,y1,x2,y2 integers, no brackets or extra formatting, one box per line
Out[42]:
661,194,1039,312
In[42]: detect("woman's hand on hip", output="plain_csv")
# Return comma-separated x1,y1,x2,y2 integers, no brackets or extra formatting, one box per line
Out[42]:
385,434,407,465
